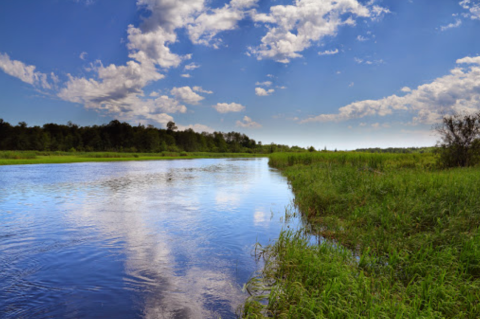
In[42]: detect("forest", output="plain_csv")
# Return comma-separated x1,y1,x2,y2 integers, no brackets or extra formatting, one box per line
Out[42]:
0,119,305,154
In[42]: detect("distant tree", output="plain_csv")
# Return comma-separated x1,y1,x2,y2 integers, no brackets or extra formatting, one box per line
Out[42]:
166,121,178,132
435,112,480,167
308,146,316,152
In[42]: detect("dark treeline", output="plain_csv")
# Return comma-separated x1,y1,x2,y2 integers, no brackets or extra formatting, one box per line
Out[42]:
355,147,435,154
0,119,306,153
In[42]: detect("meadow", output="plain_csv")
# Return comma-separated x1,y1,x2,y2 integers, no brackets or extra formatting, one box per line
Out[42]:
0,150,265,165
242,152,480,318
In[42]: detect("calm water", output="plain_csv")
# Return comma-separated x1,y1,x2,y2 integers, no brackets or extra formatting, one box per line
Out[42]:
0,158,298,318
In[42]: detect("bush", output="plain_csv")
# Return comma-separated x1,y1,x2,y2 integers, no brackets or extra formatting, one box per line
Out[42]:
435,112,480,168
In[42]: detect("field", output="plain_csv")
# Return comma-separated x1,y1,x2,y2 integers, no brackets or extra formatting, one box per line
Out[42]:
242,152,480,318
0,151,265,165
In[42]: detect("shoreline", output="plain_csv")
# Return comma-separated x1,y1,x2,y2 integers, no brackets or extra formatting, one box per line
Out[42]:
241,152,480,318
0,151,267,166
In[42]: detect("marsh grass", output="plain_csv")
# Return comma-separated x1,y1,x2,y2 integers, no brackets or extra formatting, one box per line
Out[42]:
241,152,480,318
0,151,265,165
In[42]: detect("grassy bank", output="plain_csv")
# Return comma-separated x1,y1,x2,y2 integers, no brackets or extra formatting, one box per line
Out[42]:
0,151,265,165
242,152,480,318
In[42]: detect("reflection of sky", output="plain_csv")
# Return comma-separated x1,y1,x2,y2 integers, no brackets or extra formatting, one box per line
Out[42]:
0,158,297,318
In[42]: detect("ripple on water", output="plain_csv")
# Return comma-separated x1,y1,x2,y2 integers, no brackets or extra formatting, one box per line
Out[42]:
0,158,299,318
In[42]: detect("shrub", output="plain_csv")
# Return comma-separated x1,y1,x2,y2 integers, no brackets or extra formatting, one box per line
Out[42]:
435,112,480,168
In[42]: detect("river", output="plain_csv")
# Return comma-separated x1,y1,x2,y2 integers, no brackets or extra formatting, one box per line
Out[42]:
0,158,297,318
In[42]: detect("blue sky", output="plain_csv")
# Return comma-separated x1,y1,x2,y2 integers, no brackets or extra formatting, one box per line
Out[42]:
1,0,480,149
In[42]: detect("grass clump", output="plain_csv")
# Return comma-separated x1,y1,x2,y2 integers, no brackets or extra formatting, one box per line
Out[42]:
241,152,480,318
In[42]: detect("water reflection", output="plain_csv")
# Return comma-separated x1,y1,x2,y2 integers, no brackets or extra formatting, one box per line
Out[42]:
0,158,296,318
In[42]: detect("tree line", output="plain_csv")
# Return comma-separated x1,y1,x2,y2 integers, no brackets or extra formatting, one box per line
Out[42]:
0,119,306,154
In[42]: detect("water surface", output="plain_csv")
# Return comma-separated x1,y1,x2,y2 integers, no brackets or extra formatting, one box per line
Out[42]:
0,158,296,318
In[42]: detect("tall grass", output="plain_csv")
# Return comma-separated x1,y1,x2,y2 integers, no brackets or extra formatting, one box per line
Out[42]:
0,151,266,165
242,152,480,318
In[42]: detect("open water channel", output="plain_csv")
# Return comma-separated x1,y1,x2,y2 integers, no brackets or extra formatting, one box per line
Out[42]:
0,158,299,318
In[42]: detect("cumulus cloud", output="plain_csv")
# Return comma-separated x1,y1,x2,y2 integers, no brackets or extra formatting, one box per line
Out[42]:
127,0,205,69
193,86,213,94
300,56,480,125
184,62,201,70
401,86,411,92
181,73,192,78
318,49,339,55
440,19,462,31
460,0,480,19
171,86,205,104
236,116,261,128
0,53,53,89
212,102,245,113
249,0,388,63
187,0,259,47
58,59,165,113
255,87,274,96
255,81,272,86
80,52,88,60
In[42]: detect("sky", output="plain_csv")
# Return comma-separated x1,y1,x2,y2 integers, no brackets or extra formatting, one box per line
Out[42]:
0,0,480,149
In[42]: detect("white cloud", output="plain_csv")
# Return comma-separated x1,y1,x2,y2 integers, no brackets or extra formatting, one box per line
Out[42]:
255,87,274,96
249,0,388,63
193,86,213,94
1,0,258,127
401,86,411,92
356,35,369,41
184,62,201,70
212,102,245,113
127,0,205,69
58,59,165,116
440,19,462,31
348,82,354,87
457,56,480,64
355,57,384,65
460,0,480,19
171,86,205,104
277,85,287,89
0,53,52,89
80,52,88,60
255,81,272,86
318,49,339,55
236,116,261,128
187,0,259,47
301,56,480,125
181,73,192,78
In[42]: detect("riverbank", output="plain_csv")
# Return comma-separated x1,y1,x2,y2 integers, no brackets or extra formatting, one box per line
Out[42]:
0,151,266,165
242,152,480,318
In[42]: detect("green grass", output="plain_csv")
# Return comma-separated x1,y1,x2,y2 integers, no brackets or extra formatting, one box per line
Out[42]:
241,152,480,318
0,151,265,165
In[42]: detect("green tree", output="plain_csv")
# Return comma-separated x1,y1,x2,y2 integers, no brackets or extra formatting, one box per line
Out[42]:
435,112,480,167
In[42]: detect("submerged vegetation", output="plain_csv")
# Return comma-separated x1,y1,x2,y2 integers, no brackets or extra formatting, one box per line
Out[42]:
242,152,480,318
